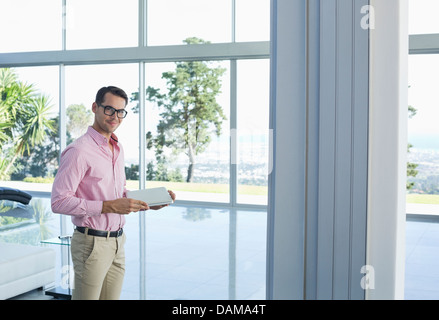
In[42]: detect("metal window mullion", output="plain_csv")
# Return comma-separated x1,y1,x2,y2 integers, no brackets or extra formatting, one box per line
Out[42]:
138,0,147,301
62,0,67,51
139,0,147,47
230,1,237,208
138,61,146,300
59,0,68,239
409,33,439,54
0,42,270,67
230,60,238,206
232,0,236,42
58,63,68,237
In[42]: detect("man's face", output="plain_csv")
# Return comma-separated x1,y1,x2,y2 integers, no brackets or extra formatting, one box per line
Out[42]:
92,92,126,136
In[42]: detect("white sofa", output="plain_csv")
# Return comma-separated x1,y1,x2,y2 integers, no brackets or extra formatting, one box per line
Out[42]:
0,242,55,300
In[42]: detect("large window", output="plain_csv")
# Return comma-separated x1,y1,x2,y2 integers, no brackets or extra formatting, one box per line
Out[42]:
66,0,138,50
0,66,59,183
235,0,270,42
236,59,270,205
407,55,439,203
0,0,270,302
147,0,232,46
407,0,439,210
409,0,439,35
0,0,62,53
65,64,140,182
144,61,230,203
0,0,270,209
406,0,439,300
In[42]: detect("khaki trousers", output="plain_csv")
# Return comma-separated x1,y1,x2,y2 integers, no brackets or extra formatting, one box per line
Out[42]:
71,229,126,300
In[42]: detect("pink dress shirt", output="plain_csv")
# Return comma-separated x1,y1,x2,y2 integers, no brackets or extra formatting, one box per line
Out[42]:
51,126,127,231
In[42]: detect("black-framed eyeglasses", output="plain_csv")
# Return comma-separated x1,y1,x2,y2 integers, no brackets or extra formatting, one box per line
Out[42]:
98,104,128,119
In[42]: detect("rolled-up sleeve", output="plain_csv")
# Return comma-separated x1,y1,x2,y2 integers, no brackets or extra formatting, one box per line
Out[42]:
51,146,103,217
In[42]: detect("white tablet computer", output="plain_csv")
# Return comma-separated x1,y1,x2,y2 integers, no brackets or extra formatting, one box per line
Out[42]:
127,187,173,206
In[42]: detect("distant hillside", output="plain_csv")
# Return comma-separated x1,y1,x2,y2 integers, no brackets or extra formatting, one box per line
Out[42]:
408,148,439,194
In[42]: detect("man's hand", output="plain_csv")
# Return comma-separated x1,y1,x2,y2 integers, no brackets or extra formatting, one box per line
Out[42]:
102,198,149,214
149,190,177,210
103,190,176,214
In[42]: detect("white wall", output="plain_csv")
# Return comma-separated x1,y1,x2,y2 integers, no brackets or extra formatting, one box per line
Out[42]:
367,0,408,300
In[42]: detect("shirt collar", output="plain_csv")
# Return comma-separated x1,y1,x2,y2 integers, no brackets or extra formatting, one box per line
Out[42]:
87,126,119,147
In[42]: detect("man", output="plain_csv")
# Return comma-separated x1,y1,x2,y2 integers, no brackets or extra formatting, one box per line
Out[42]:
51,86,175,300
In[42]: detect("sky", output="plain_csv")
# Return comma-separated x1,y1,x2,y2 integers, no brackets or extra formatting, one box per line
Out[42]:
408,0,439,149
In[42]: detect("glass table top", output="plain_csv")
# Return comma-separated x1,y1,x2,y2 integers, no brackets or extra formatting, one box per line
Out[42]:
41,235,72,246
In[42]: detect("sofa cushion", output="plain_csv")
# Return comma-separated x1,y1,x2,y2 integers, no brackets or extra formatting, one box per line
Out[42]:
0,242,55,286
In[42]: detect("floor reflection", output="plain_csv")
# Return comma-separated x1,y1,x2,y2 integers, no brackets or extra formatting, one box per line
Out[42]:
0,197,267,300
5,197,439,300
0,198,56,245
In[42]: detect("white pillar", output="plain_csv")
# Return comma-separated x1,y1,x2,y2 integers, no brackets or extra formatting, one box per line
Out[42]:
367,0,408,300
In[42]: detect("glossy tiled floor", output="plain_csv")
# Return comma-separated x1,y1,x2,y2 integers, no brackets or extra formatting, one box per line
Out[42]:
121,205,267,300
3,197,439,300
405,216,439,299
1,197,266,300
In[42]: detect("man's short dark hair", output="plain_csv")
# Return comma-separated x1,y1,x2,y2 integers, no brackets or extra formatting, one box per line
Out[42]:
95,86,128,106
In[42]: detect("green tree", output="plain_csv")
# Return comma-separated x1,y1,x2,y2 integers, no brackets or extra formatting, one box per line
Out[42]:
134,37,227,182
0,68,55,179
67,103,93,140
12,116,60,180
14,103,88,179
407,103,418,190
125,164,139,180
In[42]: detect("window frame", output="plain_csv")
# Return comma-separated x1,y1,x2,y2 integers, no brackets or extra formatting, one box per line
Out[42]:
0,0,270,211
